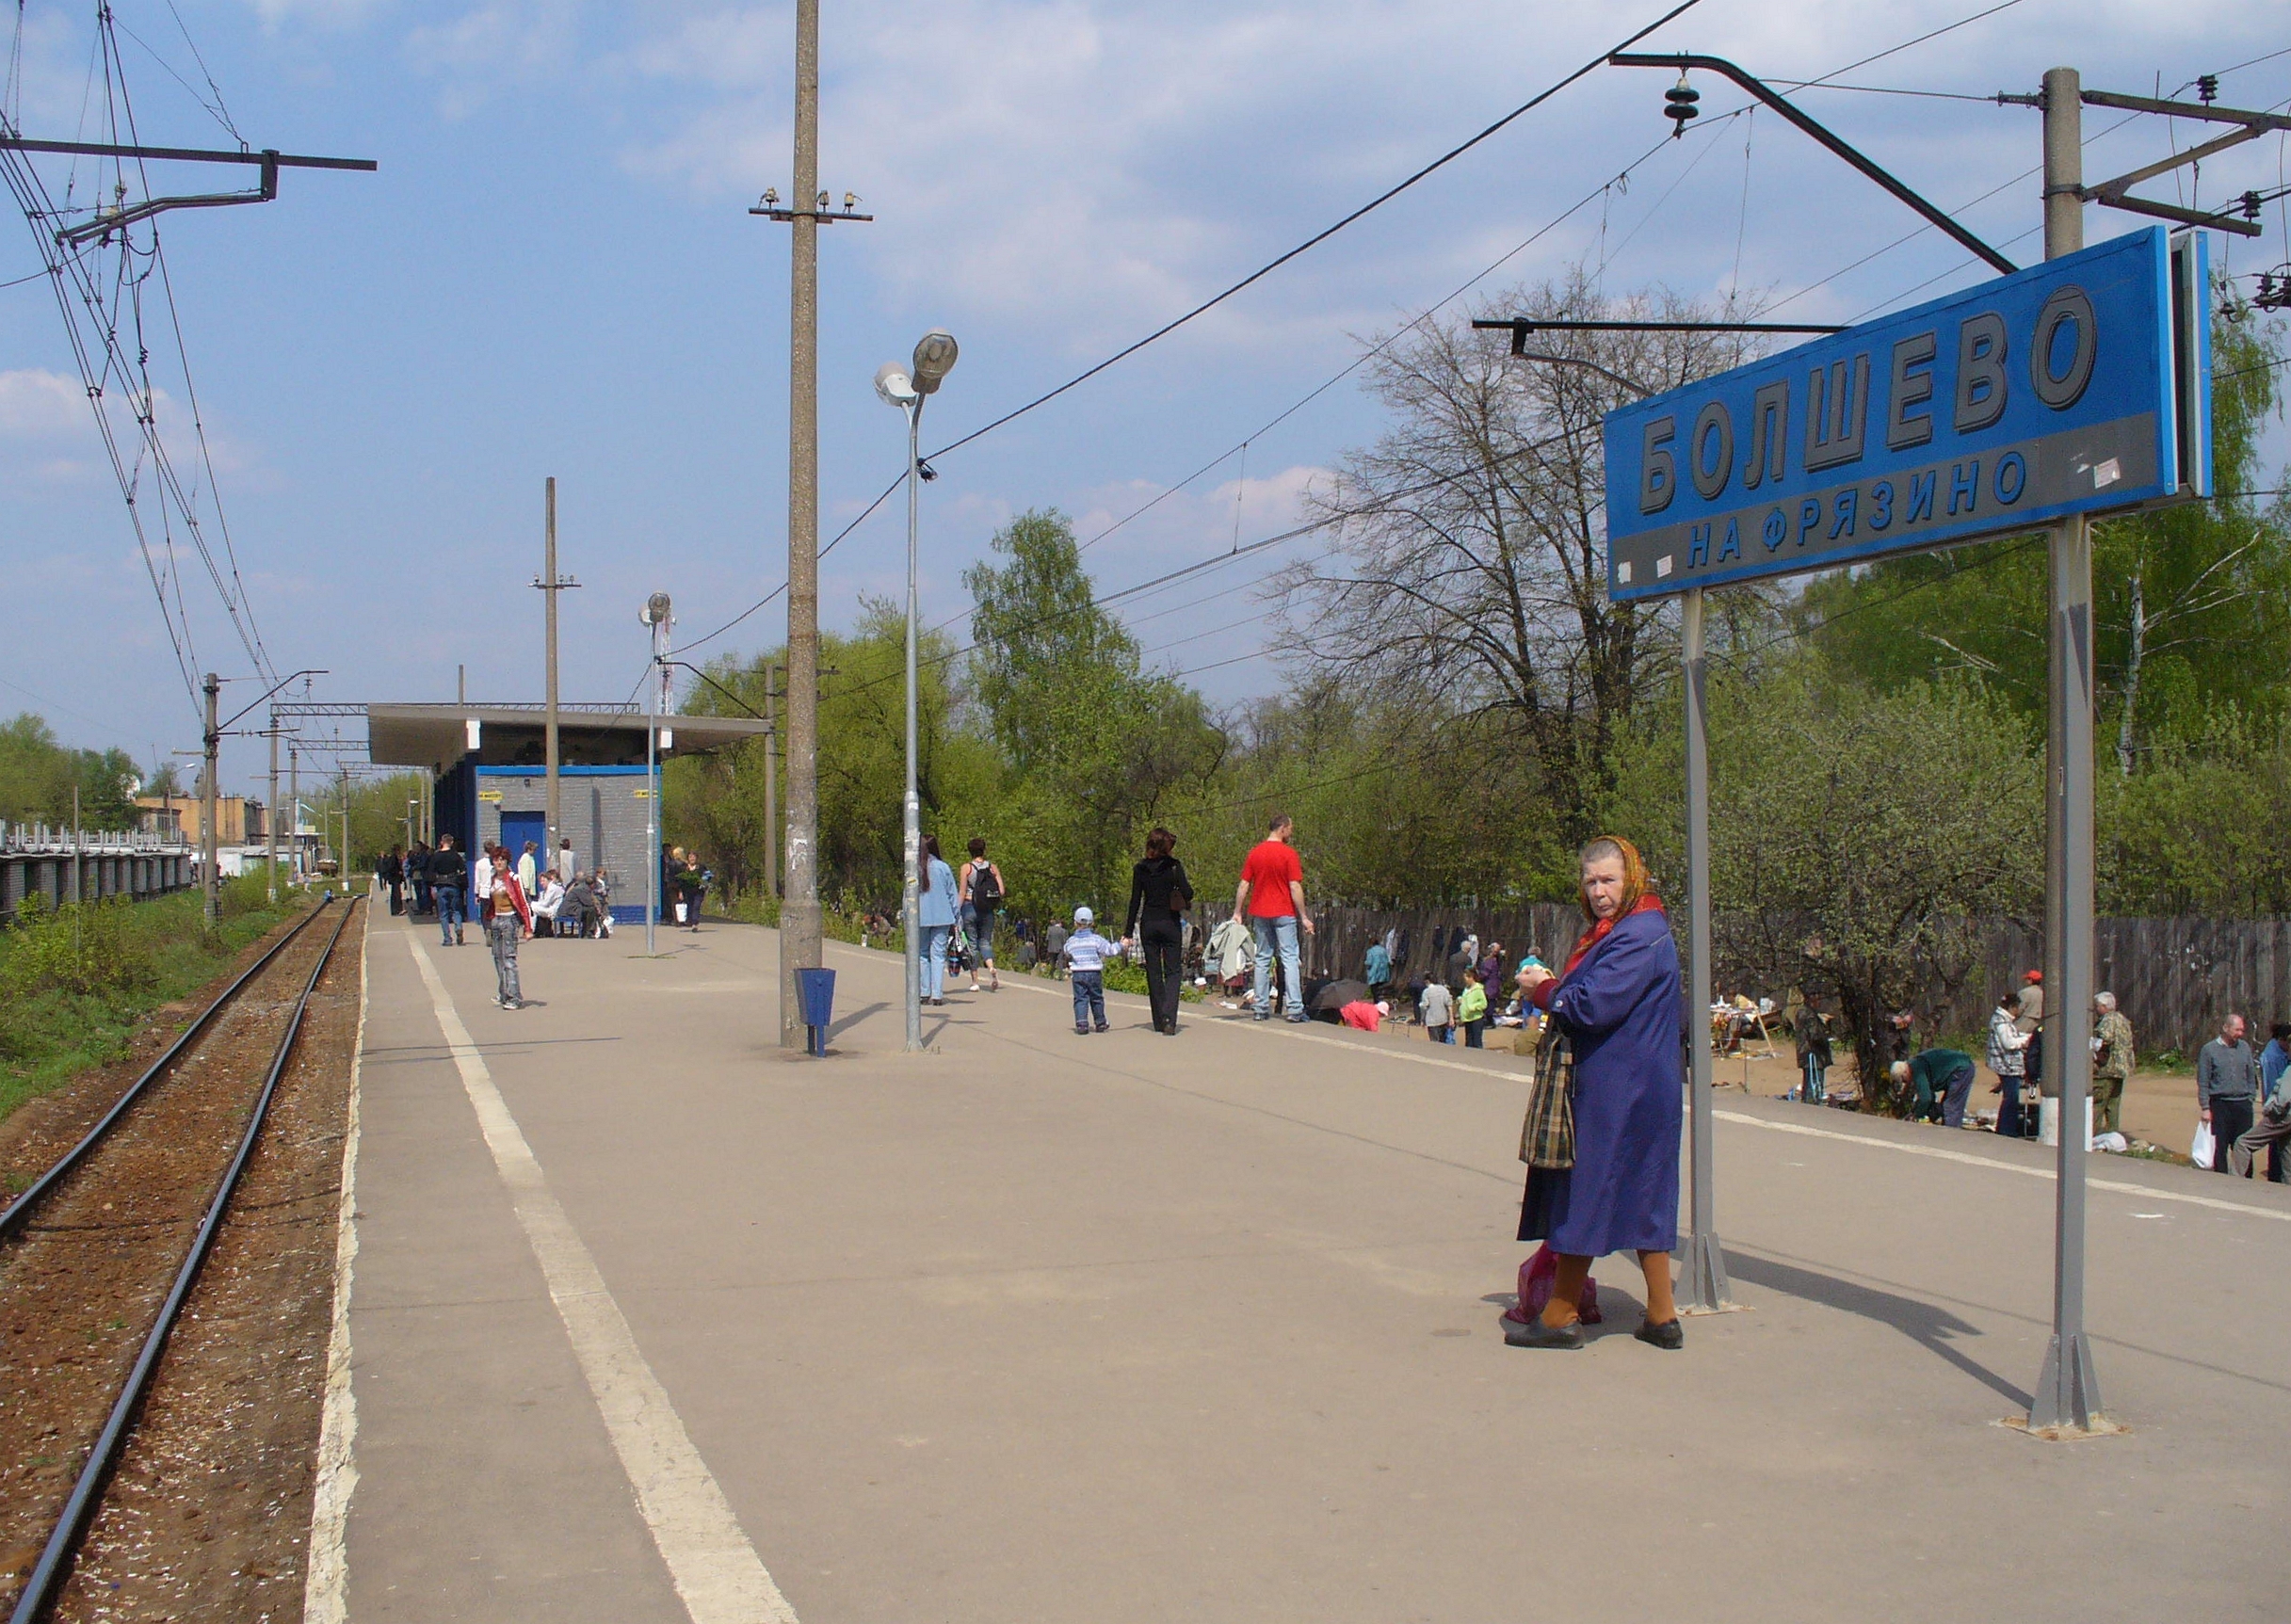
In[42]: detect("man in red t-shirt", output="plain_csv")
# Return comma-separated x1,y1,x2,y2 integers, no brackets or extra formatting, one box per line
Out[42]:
1232,813,1314,1021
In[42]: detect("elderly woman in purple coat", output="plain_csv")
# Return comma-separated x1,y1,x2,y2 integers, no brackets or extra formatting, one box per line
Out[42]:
1508,835,1685,1351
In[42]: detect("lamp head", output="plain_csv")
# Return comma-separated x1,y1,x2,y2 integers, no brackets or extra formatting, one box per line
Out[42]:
875,361,919,406
911,329,959,394
640,591,672,626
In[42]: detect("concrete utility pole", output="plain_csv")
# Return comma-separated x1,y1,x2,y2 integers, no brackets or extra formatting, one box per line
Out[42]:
2031,64,2103,1434
201,671,219,927
535,477,580,867
764,661,781,897
780,0,824,1049
266,717,280,906
288,744,299,882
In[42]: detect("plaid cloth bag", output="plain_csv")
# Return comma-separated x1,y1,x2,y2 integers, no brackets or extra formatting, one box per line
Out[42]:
1519,1021,1577,1169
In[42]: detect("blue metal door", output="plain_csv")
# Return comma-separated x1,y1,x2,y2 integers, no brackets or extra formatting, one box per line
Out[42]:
499,811,545,866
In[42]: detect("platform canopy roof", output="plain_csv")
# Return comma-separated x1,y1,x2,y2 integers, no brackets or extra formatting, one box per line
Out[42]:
361,703,771,772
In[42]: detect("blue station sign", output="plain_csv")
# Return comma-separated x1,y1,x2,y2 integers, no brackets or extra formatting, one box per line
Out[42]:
1603,227,2210,601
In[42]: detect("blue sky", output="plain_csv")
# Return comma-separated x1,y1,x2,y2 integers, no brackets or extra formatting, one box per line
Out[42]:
0,0,2284,809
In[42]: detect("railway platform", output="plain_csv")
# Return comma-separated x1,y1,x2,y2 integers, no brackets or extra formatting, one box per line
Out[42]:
330,906,2291,1623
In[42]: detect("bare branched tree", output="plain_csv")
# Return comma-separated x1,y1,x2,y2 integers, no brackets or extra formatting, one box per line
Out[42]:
1275,267,1769,843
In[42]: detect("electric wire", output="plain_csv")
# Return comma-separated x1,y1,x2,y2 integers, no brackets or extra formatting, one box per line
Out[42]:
919,0,1709,467
673,3,1714,659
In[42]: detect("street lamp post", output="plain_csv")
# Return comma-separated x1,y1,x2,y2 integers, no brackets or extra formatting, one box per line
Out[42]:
876,330,958,1053
640,593,673,956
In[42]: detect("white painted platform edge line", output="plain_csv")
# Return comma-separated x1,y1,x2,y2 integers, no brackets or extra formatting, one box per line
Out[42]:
404,934,799,1624
1714,1108,2291,1223
303,900,369,1624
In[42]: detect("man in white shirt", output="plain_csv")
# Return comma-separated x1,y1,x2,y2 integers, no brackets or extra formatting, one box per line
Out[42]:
471,844,495,925
557,838,576,881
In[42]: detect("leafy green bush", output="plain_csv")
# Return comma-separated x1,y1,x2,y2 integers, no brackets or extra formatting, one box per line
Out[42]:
0,893,156,999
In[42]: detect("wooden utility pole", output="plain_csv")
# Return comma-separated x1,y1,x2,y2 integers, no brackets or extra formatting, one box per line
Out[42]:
780,0,824,1047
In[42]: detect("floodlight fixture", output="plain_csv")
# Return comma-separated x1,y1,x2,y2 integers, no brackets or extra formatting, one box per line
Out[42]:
875,362,918,406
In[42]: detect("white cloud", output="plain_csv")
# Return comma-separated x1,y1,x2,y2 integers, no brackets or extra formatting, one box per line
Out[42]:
0,369,91,436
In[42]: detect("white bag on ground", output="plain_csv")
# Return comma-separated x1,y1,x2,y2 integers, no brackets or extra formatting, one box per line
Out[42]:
2089,1131,2128,1154
2190,1119,2216,1169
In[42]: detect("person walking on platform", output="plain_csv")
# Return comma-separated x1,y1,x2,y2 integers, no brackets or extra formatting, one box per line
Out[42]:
557,837,576,883
917,834,958,1007
380,846,405,915
960,838,1007,994
1419,975,1455,1043
406,841,432,916
1793,998,1832,1105
1457,966,1489,1048
1987,991,2031,1135
1061,906,1115,1034
1509,835,1685,1352
1122,828,1193,1035
1233,813,1314,1022
2199,1014,2260,1176
482,844,533,1009
516,841,540,899
2091,992,2135,1139
1364,937,1393,1005
431,834,467,946
2230,1034,2291,1182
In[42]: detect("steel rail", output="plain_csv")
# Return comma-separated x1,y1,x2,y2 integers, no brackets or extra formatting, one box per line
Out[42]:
0,897,333,1243
7,895,361,1624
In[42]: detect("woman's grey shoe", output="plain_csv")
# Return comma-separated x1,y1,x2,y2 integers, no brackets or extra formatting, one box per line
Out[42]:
1504,1317,1584,1350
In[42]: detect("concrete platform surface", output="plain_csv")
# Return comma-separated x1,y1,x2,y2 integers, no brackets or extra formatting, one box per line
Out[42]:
333,908,2291,1623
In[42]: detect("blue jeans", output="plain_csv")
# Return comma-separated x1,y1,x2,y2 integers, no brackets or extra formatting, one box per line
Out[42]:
920,924,952,1000
435,885,463,944
1072,969,1106,1030
962,903,996,963
1250,914,1302,1019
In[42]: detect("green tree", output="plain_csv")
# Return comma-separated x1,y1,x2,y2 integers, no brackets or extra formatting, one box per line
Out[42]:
1800,302,2291,758
962,509,1224,913
0,714,140,828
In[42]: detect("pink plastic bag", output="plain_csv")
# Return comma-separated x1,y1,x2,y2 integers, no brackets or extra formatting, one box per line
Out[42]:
1502,1243,1601,1325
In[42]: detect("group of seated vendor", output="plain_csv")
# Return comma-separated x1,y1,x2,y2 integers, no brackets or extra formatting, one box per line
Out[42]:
529,869,616,938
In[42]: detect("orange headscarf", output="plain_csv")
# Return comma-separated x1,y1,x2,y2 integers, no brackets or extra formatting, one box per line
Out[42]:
1561,834,1663,976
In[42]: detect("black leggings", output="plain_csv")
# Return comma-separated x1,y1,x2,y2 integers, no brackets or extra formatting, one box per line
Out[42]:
1141,925,1184,1030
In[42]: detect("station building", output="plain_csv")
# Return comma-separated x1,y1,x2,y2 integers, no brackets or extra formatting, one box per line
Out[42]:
363,703,772,923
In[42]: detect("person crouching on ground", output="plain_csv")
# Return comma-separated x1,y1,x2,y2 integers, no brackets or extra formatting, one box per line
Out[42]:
1508,835,1685,1352
483,842,534,1009
1893,1044,1976,1127
1063,907,1114,1034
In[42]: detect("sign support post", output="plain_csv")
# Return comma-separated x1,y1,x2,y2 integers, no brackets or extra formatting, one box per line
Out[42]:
1681,586,1729,1310
2031,63,2104,1433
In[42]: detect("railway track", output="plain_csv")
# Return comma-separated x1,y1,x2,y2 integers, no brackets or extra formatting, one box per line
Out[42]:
0,894,361,1623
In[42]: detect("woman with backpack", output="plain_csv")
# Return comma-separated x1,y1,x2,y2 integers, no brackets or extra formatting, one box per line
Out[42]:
958,837,1006,993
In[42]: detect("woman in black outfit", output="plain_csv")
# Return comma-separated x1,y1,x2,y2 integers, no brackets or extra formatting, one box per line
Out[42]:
1121,827,1193,1035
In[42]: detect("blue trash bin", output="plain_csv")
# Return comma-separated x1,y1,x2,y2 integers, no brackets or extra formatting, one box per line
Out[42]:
796,968,836,1055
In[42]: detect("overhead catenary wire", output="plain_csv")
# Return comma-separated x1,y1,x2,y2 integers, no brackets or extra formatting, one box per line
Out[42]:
671,0,1714,658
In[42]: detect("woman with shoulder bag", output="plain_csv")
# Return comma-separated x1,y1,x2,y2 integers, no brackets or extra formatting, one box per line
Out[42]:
1507,835,1685,1352
1121,827,1194,1035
